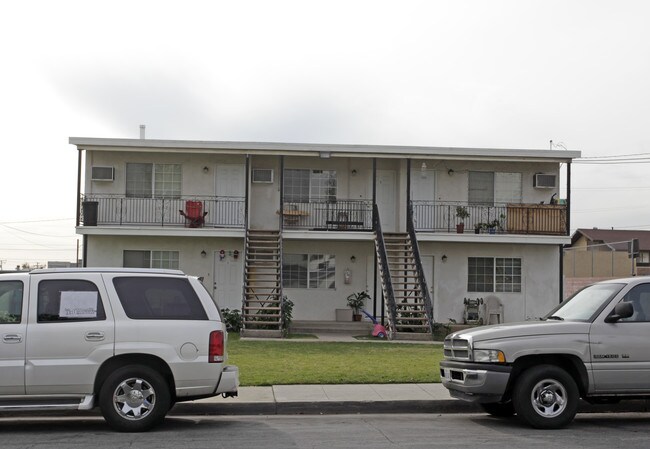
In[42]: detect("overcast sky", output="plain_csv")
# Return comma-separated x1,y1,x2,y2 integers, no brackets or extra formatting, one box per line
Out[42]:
1,0,649,269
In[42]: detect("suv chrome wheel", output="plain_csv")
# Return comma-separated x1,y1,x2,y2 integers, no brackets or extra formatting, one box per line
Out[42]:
112,377,156,420
99,365,170,432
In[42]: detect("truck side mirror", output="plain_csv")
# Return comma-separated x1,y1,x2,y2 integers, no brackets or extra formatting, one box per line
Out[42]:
605,302,634,323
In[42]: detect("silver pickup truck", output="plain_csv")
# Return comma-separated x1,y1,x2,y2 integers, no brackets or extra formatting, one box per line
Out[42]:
440,277,650,428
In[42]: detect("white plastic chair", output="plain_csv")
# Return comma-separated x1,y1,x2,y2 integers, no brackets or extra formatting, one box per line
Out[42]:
483,296,504,325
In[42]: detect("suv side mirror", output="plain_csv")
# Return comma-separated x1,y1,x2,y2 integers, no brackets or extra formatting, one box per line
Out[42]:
605,302,634,323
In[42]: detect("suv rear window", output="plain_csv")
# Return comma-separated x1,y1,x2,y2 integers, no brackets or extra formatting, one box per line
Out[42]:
37,280,106,322
113,277,208,320
0,281,23,324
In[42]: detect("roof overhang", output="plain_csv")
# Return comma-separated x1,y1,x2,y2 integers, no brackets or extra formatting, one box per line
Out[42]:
69,137,581,163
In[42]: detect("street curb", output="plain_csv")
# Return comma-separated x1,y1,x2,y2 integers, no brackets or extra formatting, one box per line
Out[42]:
169,400,481,416
168,399,650,416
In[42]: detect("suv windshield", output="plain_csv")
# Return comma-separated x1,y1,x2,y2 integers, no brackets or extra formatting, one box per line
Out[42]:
545,283,624,322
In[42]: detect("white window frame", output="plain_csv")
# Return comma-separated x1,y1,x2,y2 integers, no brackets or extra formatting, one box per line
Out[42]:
282,253,336,289
123,250,180,269
283,169,337,203
468,257,522,293
469,171,522,206
126,163,182,199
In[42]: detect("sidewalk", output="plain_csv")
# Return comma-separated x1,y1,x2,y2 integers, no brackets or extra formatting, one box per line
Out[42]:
170,382,650,417
171,383,478,416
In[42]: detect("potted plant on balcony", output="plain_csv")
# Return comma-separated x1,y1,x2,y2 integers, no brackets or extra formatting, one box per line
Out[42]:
486,214,506,234
455,206,470,233
346,290,370,321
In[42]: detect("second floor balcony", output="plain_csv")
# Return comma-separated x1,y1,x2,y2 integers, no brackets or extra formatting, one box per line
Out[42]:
280,199,374,231
80,194,245,228
411,200,568,236
78,195,567,236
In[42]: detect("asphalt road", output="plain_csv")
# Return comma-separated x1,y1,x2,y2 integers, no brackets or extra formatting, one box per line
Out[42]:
2,413,650,449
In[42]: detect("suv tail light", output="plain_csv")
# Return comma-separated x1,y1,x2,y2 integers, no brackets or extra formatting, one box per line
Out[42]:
209,330,224,363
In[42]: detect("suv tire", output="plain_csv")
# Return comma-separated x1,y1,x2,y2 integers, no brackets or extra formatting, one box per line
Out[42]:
512,364,578,429
99,365,171,432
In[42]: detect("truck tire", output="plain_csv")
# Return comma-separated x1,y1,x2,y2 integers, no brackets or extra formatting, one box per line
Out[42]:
512,364,579,429
99,365,171,432
480,401,515,417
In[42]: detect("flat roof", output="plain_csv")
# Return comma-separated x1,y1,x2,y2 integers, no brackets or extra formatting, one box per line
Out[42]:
69,137,581,162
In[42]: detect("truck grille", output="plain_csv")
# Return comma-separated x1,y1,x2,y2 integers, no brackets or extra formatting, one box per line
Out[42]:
443,336,471,360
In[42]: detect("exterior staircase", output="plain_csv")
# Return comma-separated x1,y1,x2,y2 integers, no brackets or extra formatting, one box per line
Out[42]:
241,229,283,338
373,205,433,340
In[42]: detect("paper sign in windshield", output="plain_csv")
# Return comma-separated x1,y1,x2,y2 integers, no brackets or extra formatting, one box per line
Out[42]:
59,291,98,318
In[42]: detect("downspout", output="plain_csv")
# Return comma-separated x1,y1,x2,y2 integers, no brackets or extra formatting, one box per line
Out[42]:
566,161,571,236
561,161,572,303
279,156,284,232
77,148,87,267
245,155,250,229
406,159,411,227
76,149,82,227
559,245,564,303
372,158,379,321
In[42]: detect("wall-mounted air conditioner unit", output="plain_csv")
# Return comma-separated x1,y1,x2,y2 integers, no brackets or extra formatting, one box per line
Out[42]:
252,169,273,183
533,173,556,188
91,166,115,181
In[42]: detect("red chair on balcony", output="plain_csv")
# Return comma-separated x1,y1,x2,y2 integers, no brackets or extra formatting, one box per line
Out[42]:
179,200,208,228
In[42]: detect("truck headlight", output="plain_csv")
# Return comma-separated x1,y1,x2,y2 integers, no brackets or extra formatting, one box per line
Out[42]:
473,349,506,363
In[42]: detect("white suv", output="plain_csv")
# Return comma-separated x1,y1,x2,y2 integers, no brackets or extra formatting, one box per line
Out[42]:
0,268,238,432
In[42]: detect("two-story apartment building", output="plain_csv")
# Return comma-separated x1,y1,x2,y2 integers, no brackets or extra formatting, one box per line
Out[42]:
70,136,580,338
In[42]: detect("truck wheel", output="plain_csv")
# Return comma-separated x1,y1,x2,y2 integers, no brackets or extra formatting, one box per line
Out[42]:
480,401,515,417
99,365,171,432
512,364,578,429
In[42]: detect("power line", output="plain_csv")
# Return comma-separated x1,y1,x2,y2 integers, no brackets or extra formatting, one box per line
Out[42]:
578,152,650,159
0,218,74,225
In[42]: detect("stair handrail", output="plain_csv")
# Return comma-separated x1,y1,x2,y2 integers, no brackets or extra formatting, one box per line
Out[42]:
373,204,398,336
241,229,251,332
407,201,434,335
278,231,285,334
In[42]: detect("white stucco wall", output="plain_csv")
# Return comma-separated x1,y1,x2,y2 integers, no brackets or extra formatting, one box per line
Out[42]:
85,234,244,294
84,151,247,196
282,240,376,321
418,241,561,324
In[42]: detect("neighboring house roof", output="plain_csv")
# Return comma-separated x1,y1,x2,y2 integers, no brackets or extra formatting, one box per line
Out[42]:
570,228,650,251
69,137,581,162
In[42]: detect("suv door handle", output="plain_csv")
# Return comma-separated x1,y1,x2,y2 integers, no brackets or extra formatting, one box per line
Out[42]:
85,331,105,341
3,334,23,343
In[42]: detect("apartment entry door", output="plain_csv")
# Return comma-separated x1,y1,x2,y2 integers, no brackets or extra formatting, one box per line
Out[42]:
216,164,246,226
376,170,397,232
410,170,436,229
213,252,244,310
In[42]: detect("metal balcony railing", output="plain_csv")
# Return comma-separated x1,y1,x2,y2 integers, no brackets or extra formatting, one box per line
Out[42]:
80,194,245,228
410,200,568,236
279,199,373,231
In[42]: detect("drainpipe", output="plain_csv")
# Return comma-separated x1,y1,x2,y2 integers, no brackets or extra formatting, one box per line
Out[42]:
76,148,82,227
372,158,381,323
406,159,411,227
559,245,564,303
279,156,284,231
566,161,571,236
245,155,250,230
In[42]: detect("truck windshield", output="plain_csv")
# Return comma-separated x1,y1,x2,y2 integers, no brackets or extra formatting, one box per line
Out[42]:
545,283,624,321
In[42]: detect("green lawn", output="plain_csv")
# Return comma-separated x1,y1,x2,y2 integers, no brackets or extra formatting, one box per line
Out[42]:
226,334,443,386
